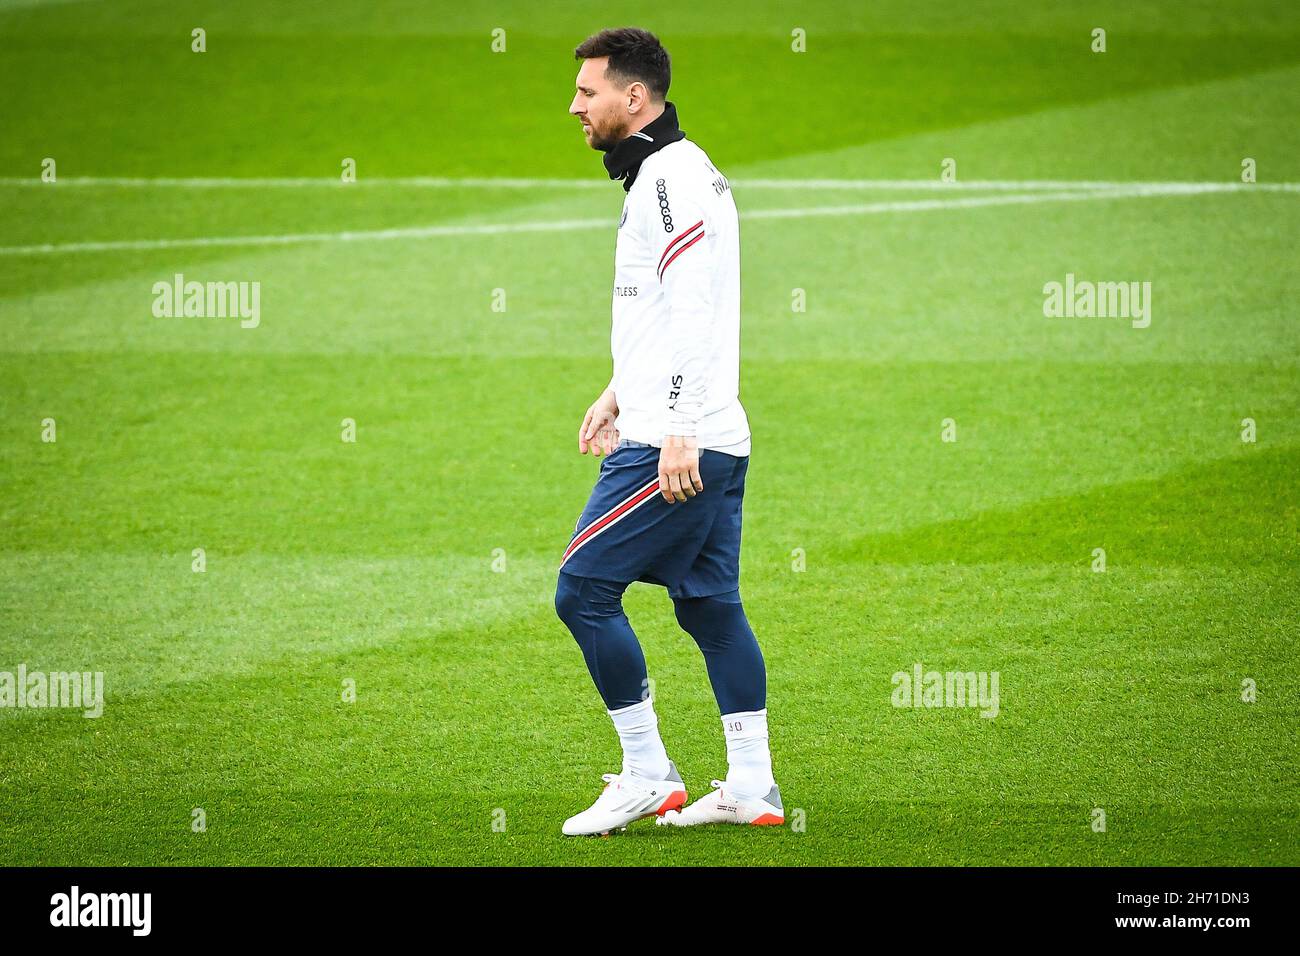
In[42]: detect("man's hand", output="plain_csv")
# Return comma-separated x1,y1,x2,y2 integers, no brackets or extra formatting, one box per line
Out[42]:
578,388,620,457
659,435,703,503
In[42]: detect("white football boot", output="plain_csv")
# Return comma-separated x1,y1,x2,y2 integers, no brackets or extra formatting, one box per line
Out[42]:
656,779,784,827
562,761,689,836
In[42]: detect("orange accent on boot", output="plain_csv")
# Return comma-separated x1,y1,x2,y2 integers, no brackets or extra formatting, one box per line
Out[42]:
655,790,688,815
750,812,785,825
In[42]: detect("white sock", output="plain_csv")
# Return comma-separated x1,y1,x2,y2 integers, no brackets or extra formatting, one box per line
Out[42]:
608,698,671,781
721,708,775,801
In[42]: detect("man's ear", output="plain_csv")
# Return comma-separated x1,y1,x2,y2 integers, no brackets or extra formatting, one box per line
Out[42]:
627,80,650,114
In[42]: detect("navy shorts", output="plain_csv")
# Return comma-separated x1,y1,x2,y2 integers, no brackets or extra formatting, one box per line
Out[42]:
560,440,750,599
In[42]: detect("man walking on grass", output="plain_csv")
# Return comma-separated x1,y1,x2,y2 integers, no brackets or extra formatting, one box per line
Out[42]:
555,27,782,836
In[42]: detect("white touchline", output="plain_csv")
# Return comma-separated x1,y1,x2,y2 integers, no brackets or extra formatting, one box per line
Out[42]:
0,217,614,256
0,182,1292,257
1,175,1296,192
745,179,1297,192
0,176,617,190
743,182,1243,221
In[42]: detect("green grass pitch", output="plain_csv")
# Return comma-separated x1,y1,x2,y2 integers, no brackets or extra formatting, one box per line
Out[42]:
0,0,1296,865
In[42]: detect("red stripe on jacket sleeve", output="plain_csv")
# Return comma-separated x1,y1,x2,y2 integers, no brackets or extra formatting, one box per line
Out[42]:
657,230,705,281
656,220,704,275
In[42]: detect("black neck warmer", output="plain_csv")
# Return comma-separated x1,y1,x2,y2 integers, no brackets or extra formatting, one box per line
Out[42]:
601,101,686,192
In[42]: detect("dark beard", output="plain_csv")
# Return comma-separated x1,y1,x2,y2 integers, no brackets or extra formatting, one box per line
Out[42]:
591,119,629,152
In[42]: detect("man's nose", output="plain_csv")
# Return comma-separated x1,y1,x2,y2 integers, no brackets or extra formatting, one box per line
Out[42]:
568,94,582,116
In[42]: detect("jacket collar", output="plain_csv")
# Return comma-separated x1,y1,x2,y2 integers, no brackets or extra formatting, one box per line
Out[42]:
602,101,686,192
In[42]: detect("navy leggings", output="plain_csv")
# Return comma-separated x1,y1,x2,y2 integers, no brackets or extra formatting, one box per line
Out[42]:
555,571,766,713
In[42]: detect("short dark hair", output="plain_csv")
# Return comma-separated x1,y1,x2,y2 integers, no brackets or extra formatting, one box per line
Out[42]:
574,27,671,101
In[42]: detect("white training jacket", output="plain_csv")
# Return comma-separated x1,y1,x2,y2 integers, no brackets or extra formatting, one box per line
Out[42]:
604,122,751,457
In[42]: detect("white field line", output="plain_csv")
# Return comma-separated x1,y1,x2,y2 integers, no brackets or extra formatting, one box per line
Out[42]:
0,181,1289,257
743,181,1249,220
746,179,1297,193
1,175,1297,192
0,217,613,256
